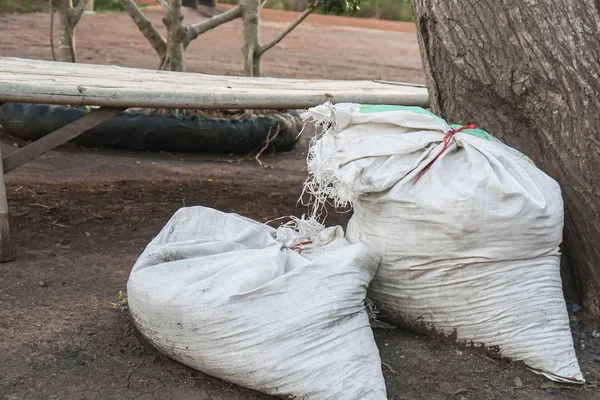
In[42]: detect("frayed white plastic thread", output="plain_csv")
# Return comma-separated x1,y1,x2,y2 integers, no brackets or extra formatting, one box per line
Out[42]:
279,215,325,240
266,215,324,238
295,121,307,140
269,215,326,254
300,103,354,224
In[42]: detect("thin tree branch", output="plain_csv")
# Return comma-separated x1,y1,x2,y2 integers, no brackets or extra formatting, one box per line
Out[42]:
183,4,243,48
67,21,76,62
49,0,57,61
69,0,89,25
255,125,280,167
261,0,268,7
258,2,317,55
119,0,167,57
157,0,168,8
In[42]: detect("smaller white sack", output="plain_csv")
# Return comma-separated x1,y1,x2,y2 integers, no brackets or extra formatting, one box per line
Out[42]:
303,102,583,384
127,206,387,400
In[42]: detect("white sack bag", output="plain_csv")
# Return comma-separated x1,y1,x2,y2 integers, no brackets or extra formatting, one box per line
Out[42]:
127,206,387,399
303,103,583,383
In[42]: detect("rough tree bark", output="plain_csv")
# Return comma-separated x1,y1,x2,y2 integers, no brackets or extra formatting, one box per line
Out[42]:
51,0,88,62
241,0,318,77
410,0,600,315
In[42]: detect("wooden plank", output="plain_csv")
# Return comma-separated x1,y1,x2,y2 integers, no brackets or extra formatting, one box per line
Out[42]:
0,143,12,262
0,57,429,109
2,107,124,173
0,57,424,89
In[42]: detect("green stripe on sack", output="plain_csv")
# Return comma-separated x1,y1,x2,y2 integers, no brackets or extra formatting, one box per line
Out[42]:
358,106,491,141
451,124,490,140
359,104,443,119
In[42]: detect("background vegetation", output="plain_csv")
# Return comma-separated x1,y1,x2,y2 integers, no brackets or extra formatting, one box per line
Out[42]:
220,0,413,21
0,0,413,22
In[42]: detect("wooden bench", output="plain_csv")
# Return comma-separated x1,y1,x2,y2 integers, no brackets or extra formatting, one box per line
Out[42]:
0,56,429,261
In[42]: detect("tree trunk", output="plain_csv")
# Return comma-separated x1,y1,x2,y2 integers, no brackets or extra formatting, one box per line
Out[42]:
410,0,600,315
241,0,261,77
55,0,76,62
161,0,186,71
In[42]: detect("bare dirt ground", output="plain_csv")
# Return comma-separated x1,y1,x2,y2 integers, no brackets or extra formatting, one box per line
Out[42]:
0,7,424,82
1,143,599,400
0,7,599,400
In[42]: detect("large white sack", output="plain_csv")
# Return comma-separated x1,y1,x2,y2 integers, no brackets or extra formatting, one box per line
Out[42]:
127,206,387,399
303,103,583,383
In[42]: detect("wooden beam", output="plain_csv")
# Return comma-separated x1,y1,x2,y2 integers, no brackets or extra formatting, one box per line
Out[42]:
2,107,124,173
0,143,12,262
0,57,429,109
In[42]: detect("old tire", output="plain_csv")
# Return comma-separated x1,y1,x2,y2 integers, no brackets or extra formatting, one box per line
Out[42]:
0,103,301,154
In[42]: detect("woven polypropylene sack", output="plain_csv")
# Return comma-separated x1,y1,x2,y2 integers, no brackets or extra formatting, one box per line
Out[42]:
127,206,387,399
303,103,583,383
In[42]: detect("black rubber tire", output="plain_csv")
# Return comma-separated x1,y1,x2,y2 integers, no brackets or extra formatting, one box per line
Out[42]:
0,103,301,154
182,0,197,8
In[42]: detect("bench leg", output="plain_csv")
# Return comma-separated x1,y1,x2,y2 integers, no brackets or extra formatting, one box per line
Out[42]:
2,106,125,173
0,106,125,261
0,144,12,262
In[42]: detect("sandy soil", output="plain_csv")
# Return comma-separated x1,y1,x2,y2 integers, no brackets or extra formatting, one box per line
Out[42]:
0,140,599,400
0,7,424,82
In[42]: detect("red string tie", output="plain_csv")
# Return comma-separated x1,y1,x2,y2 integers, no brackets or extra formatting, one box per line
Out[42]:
289,240,312,254
413,124,477,184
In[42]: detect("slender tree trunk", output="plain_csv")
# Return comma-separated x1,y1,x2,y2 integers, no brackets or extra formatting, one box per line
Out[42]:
161,0,186,71
410,0,600,315
241,0,261,77
250,52,262,77
54,0,76,62
51,0,88,62
121,0,242,71
240,0,316,77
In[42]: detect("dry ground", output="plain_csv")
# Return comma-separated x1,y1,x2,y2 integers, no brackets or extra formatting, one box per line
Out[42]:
0,7,424,82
